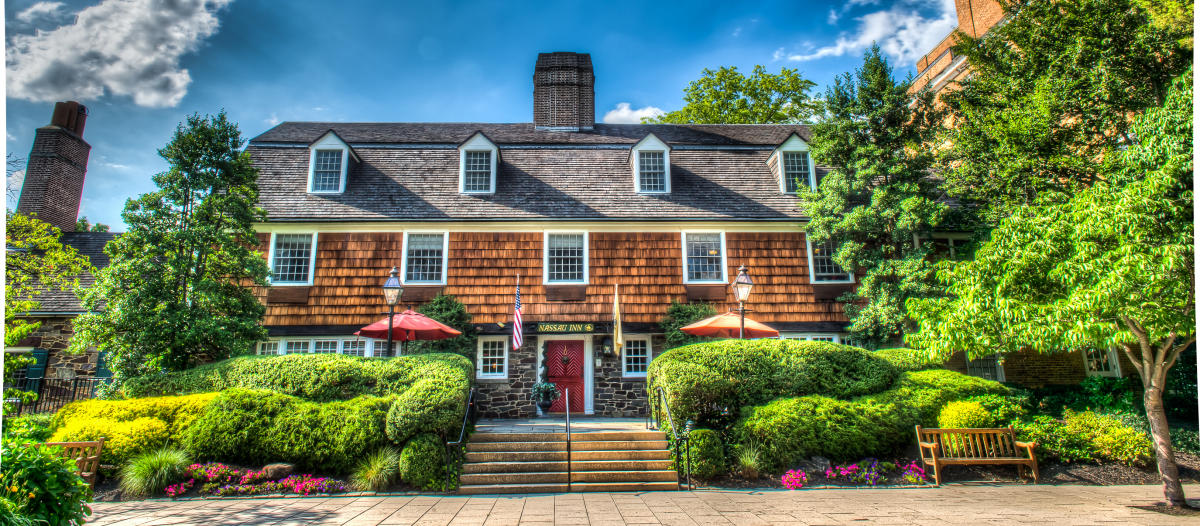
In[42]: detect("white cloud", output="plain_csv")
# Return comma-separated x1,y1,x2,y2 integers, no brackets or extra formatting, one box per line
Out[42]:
6,0,234,108
266,113,280,126
602,103,665,124
827,9,840,25
731,26,742,37
16,2,66,24
786,0,956,65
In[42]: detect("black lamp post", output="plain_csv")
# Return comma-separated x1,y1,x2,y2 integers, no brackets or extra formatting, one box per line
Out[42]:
732,265,754,339
382,266,402,357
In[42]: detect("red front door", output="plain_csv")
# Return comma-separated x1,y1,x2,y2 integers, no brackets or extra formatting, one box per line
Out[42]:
546,340,585,413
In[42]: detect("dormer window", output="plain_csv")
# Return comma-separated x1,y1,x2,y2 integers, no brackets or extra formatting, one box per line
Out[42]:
630,134,671,194
307,131,355,194
771,133,816,194
459,132,498,194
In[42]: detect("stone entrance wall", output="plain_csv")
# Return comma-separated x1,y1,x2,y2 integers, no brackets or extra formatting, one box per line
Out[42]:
14,316,100,379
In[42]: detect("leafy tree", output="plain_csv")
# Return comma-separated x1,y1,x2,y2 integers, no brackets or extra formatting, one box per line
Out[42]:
71,112,269,389
4,212,92,413
907,71,1193,506
407,294,479,360
649,65,818,124
940,0,1190,222
660,301,717,349
74,216,110,233
800,46,949,348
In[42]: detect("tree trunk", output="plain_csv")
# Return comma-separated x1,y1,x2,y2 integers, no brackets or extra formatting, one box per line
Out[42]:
1144,381,1189,507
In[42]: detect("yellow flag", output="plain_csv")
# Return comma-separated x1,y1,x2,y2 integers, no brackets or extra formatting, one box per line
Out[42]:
613,283,624,357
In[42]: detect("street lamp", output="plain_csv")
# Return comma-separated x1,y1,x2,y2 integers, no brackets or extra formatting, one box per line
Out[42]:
382,266,402,357
732,265,754,339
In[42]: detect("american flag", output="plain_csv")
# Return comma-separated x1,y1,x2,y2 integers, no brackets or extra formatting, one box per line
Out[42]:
512,275,523,349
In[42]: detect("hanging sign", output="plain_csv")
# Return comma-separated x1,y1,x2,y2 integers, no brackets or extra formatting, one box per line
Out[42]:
536,322,595,333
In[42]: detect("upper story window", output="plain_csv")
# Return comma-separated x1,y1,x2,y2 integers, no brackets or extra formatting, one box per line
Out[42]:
631,134,671,194
545,232,588,284
622,337,652,378
771,133,816,194
270,233,317,285
683,232,726,283
307,131,355,194
807,237,853,283
459,132,498,194
403,232,448,284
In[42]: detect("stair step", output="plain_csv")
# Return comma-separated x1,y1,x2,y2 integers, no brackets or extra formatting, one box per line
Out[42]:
571,481,681,492
570,470,678,483
571,449,672,461
470,432,566,442
572,431,668,442
466,441,565,452
458,483,569,495
464,449,671,463
462,459,673,473
571,440,669,451
470,431,666,443
459,472,568,485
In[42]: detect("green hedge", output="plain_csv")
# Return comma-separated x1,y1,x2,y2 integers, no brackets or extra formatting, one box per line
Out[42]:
399,433,449,491
647,339,897,426
686,429,725,480
873,348,947,372
937,401,996,428
1015,410,1153,466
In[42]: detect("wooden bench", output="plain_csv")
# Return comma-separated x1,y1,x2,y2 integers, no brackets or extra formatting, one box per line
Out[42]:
42,438,105,486
915,426,1038,485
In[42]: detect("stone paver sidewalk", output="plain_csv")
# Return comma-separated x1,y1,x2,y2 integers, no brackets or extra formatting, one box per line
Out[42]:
88,484,1200,525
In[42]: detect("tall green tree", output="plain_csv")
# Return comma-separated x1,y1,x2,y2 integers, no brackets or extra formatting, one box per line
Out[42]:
407,294,479,360
4,212,92,413
940,0,1190,222
907,71,1193,507
74,216,110,232
649,65,818,124
71,112,269,388
800,46,949,348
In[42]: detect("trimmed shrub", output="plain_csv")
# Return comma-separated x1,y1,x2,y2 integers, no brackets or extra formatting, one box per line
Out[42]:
686,429,725,480
0,438,92,526
49,416,170,466
2,414,54,442
399,433,447,491
965,394,1029,424
733,396,896,473
1015,410,1153,466
385,376,467,445
873,348,946,372
859,370,1010,428
119,448,190,497
937,401,996,428
351,447,401,492
51,392,218,442
648,339,897,426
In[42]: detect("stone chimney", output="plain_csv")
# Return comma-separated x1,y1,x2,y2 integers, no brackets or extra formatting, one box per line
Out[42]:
533,52,595,131
17,101,91,232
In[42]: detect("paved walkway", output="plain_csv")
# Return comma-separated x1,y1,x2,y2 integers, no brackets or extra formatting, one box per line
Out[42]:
89,484,1200,525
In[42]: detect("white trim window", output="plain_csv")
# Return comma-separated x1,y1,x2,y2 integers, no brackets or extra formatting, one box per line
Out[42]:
459,133,498,194
966,355,1005,382
772,134,816,194
307,132,353,194
544,232,588,284
631,134,671,194
313,339,339,354
622,337,652,378
806,237,853,283
403,232,449,284
342,339,368,357
682,232,726,283
256,341,280,355
1084,348,1122,377
781,333,841,343
477,337,509,379
269,233,318,285
284,340,311,354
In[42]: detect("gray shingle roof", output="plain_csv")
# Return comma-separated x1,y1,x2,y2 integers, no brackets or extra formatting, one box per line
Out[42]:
22,232,117,313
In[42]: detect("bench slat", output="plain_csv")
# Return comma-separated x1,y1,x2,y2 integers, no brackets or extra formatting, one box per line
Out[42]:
914,425,1038,486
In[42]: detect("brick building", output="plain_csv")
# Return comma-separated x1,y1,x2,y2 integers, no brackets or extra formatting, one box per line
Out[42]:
911,0,1006,96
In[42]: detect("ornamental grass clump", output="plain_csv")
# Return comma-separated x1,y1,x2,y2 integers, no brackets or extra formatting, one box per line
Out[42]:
735,442,762,480
119,448,191,498
351,447,401,492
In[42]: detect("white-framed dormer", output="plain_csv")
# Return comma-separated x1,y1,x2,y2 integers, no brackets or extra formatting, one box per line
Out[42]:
307,131,357,194
400,231,450,285
769,133,816,194
630,133,671,194
267,232,319,286
543,231,589,285
805,235,854,284
459,132,499,194
681,231,727,284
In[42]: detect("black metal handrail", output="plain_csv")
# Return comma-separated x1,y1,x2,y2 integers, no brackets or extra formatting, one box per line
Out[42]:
565,387,572,491
649,385,691,490
443,387,477,491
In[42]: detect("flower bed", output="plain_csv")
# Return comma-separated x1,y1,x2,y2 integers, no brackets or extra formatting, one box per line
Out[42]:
163,463,347,498
777,459,930,490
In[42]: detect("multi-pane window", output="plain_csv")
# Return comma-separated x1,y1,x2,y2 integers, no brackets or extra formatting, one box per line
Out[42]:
478,339,507,378
930,237,971,261
257,341,279,355
342,340,367,357
1085,348,1120,377
313,340,339,354
546,233,586,283
623,339,651,377
685,233,723,282
311,150,343,192
781,334,840,343
966,355,1004,382
782,152,810,193
272,234,314,284
405,234,445,283
463,151,492,192
810,239,851,282
285,341,310,354
638,151,666,192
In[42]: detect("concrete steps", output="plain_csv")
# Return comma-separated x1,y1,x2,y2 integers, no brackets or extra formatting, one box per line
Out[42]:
457,428,679,494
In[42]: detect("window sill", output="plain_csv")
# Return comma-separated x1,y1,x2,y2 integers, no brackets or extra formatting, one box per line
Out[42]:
621,375,648,381
306,190,344,195
476,377,509,383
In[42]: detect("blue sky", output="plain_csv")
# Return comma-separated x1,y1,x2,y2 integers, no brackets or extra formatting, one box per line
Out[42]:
5,0,958,229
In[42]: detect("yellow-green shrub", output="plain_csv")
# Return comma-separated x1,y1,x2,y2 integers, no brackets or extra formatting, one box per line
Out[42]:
52,392,218,442
937,401,997,428
50,416,170,466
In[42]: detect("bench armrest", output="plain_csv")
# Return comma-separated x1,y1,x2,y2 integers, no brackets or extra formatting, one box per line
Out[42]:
1014,440,1035,449
919,441,940,450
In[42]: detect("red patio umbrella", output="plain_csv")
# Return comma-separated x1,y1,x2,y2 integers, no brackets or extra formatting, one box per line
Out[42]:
679,311,780,339
354,310,463,341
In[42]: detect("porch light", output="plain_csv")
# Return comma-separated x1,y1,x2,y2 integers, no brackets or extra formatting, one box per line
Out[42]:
382,267,402,306
732,266,753,339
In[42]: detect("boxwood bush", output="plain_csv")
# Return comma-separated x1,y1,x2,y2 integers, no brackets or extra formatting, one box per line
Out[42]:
647,339,897,426
686,429,726,480
399,433,449,490
873,348,947,372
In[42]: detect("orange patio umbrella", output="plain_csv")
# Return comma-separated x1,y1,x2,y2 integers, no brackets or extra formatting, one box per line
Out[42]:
354,310,463,341
679,311,780,339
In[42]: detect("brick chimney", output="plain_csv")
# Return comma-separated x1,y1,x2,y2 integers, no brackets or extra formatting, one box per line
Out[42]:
533,52,595,131
17,101,91,232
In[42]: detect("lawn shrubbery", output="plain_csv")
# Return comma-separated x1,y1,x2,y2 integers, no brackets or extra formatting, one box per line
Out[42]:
52,392,219,442
1015,410,1153,466
50,416,171,467
937,401,996,428
399,433,449,490
686,429,726,480
873,347,947,372
734,396,896,473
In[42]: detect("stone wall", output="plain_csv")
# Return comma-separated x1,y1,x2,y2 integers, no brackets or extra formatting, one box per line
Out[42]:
14,316,100,379
592,335,662,417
